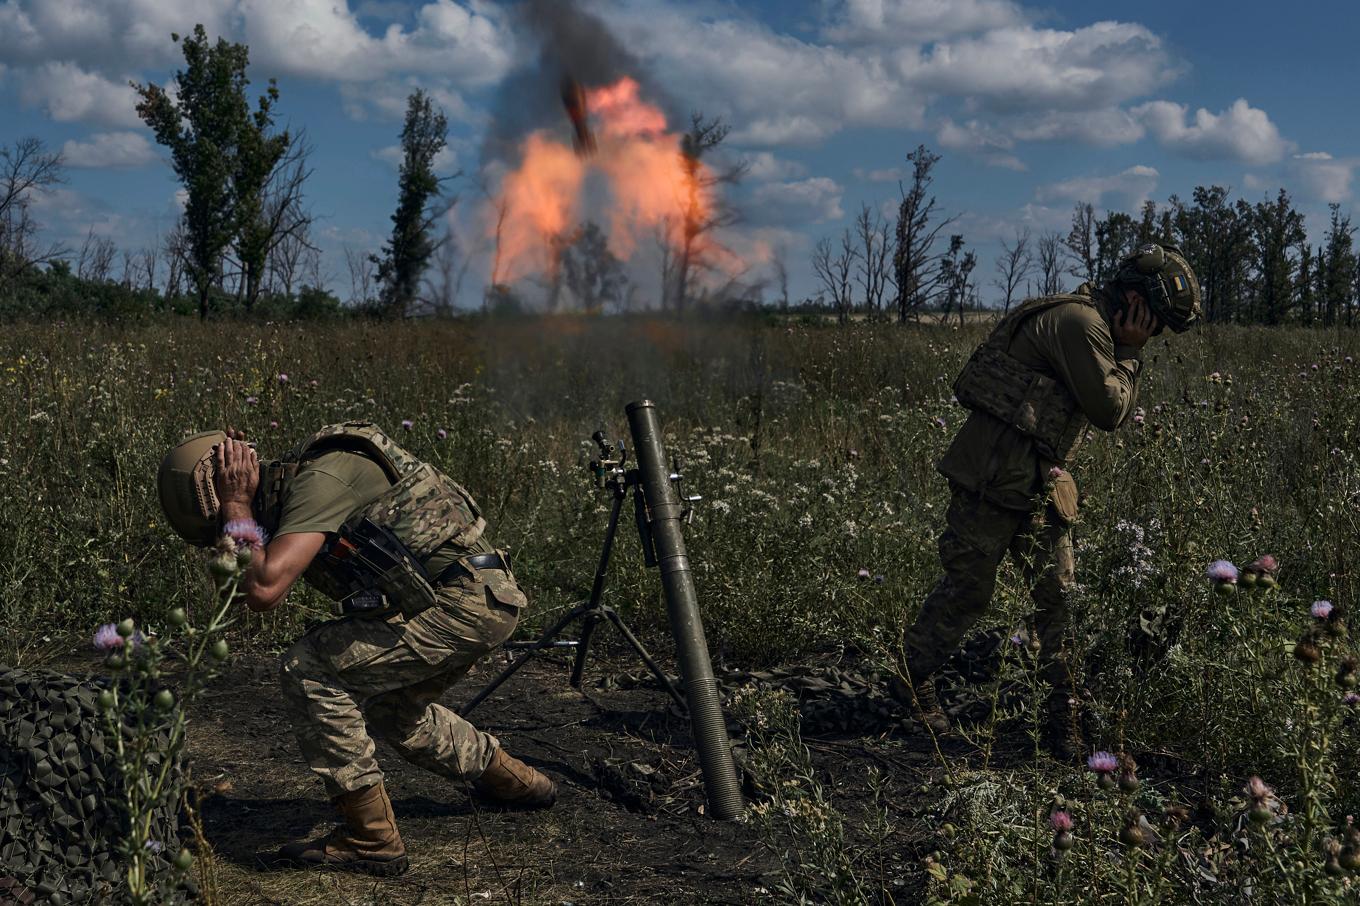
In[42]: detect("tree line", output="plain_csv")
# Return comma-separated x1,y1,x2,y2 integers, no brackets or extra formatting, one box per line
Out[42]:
813,146,1360,327
1,25,451,321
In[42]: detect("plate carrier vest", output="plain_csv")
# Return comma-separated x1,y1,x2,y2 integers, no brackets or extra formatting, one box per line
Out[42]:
259,421,487,615
951,292,1096,464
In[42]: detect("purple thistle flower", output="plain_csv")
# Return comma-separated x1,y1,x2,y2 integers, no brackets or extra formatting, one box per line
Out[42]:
277,373,289,384
1048,466,1064,480
145,839,164,854
436,428,448,440
1050,810,1073,832
933,417,946,429
873,574,885,585
1245,775,1274,803
1251,554,1279,574
1344,693,1360,706
93,623,122,652
1087,751,1118,774
401,419,414,430
223,519,269,550
1312,600,1335,620
245,396,259,406
856,568,871,581
1206,560,1239,584
269,420,279,429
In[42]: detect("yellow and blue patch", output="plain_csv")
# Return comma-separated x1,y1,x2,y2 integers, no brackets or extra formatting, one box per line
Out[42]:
1171,274,1188,294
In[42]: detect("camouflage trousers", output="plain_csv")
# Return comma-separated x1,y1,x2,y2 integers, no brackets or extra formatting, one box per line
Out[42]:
279,573,523,797
902,483,1076,690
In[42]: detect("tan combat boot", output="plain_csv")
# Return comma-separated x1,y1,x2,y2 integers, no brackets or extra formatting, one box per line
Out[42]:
472,746,558,809
275,782,408,876
889,672,951,736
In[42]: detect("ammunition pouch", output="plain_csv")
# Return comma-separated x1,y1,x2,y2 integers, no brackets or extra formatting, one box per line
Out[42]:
312,518,439,619
953,343,1088,462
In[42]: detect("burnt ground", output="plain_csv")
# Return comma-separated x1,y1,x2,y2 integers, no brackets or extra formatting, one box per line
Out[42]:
170,644,947,906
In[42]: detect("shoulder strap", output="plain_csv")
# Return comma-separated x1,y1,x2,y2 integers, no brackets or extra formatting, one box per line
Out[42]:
989,291,1095,350
285,422,421,485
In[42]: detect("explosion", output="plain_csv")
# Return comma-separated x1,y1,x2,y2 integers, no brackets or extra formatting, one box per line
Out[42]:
488,76,725,291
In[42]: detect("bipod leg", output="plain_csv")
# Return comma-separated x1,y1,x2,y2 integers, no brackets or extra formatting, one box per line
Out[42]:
602,606,688,712
569,613,602,689
460,602,590,716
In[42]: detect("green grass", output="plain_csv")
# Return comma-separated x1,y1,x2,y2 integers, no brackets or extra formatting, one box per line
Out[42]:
3,315,1359,902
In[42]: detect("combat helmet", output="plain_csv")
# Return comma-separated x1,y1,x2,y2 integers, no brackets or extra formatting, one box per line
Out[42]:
157,430,227,546
1112,242,1201,333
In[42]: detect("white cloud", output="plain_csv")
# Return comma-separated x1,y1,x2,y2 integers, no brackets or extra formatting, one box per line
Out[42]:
748,177,844,225
60,130,157,168
1290,152,1356,203
743,152,808,182
901,21,1177,113
822,0,1027,44
0,0,516,126
852,166,905,183
936,118,1025,170
1009,108,1145,147
1036,165,1160,207
1133,98,1292,165
606,2,927,147
17,62,142,127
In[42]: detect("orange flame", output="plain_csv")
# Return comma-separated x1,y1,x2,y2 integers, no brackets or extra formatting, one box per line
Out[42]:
488,76,734,290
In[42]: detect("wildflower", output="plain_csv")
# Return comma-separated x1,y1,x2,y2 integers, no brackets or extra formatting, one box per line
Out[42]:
933,417,946,429
873,574,885,585
1312,600,1335,620
145,840,164,854
245,396,258,406
269,420,279,429
1245,776,1275,824
1048,466,1064,480
1089,750,1118,790
401,419,414,430
1118,753,1141,793
856,568,871,581
1208,371,1222,383
277,373,289,384
1206,560,1238,583
309,379,319,387
93,623,122,652
1119,810,1147,848
223,519,268,551
1050,810,1074,854
436,428,448,440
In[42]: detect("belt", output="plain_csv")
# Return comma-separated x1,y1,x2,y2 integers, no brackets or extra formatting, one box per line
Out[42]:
435,550,512,586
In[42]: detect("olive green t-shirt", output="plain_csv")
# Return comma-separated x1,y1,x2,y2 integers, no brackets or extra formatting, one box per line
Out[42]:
275,449,468,578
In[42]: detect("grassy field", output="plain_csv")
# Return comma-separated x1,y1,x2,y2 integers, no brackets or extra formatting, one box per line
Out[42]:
2,315,1359,903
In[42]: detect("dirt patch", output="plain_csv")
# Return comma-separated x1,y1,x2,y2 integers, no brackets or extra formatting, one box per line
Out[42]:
167,646,936,905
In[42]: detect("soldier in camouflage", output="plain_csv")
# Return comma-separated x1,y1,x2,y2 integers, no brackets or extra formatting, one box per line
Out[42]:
158,422,557,877
892,244,1202,755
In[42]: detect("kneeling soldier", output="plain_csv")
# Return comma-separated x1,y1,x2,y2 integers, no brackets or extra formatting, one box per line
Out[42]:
158,421,556,876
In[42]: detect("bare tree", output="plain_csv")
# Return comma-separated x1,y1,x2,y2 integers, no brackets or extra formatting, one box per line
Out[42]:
669,113,747,312
1037,231,1064,295
344,245,376,308
138,245,160,293
119,249,137,288
421,220,472,316
163,221,188,300
892,144,957,323
253,133,317,304
940,235,977,326
853,202,892,317
0,137,67,285
770,244,789,310
1064,202,1097,285
77,228,117,283
812,229,858,324
993,227,1033,312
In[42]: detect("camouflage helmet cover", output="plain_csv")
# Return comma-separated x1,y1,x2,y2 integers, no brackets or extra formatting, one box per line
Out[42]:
1113,242,1201,333
157,430,226,546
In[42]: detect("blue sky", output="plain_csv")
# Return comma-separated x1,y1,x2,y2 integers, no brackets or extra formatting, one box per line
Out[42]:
2,0,1356,308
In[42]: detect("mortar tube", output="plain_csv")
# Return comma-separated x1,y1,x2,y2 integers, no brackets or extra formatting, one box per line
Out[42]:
626,399,746,821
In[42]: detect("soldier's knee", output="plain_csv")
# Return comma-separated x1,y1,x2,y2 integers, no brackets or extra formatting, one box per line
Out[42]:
365,694,422,742
278,641,317,699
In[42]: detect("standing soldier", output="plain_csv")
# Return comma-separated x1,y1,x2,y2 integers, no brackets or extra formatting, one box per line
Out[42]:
893,244,1201,753
158,422,556,877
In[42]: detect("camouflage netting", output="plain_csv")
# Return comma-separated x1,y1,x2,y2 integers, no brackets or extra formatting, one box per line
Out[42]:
0,666,188,905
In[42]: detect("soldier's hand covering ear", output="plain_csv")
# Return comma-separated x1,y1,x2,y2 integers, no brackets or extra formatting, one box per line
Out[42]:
1112,296,1158,350
213,436,260,507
